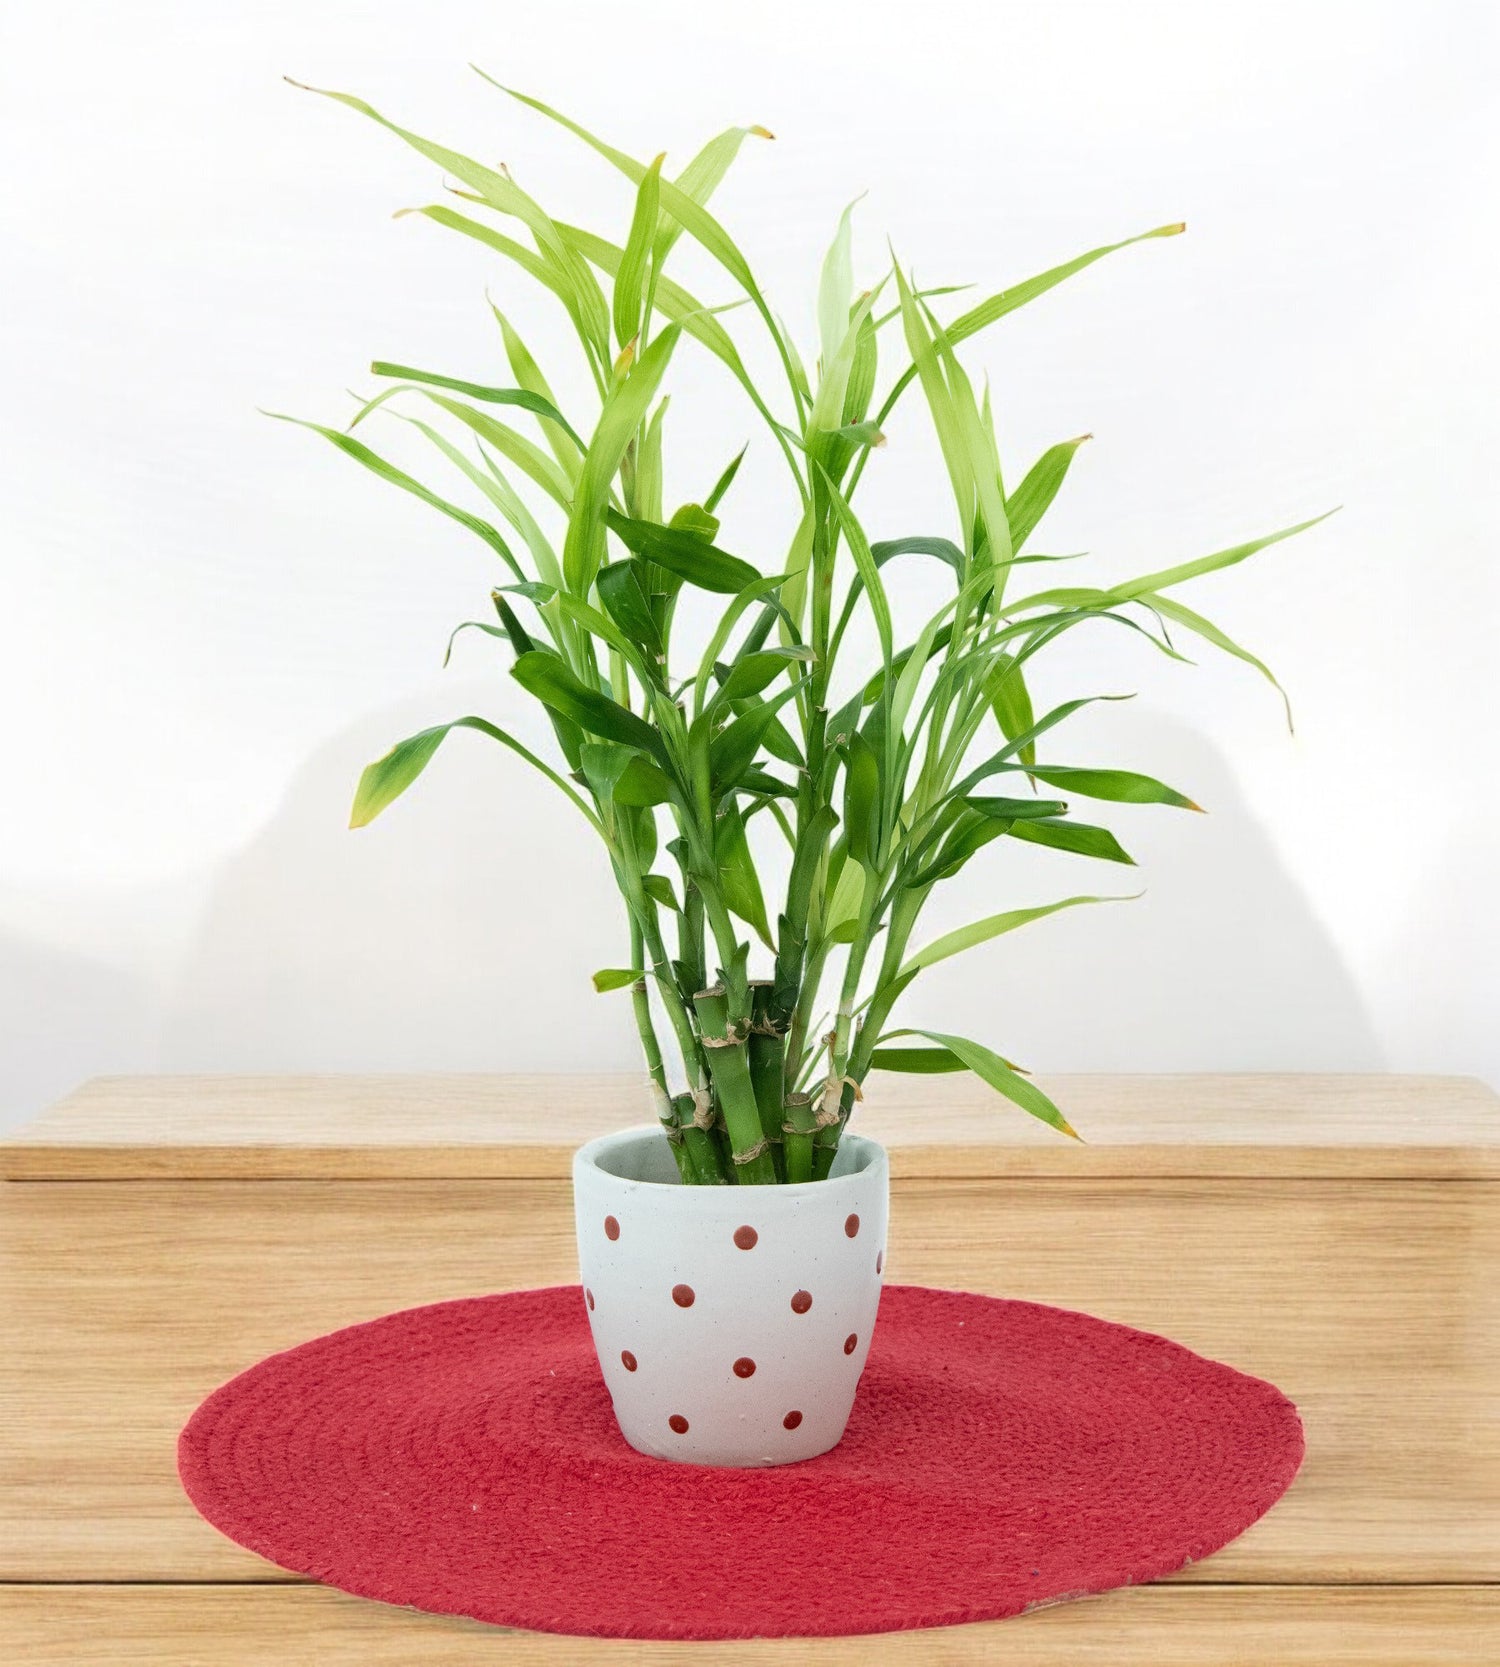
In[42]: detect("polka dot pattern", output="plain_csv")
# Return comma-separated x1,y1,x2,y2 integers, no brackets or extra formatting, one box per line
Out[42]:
790,1289,813,1314
671,1284,695,1309
844,1333,859,1355
733,1225,759,1250
620,1350,637,1373
732,1357,756,1379
179,1284,1306,1640
603,1215,620,1242
844,1213,860,1239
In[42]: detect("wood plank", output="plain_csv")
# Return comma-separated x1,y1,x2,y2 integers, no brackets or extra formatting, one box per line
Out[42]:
2,1583,1496,1665
4,1073,1497,1180
2,1177,1494,1583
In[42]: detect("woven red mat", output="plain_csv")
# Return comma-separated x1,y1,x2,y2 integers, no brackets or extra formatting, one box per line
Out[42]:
178,1284,1303,1639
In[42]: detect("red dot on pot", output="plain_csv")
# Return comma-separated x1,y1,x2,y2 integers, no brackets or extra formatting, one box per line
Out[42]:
791,1289,813,1314
876,1251,884,1275
668,1414,689,1434
783,1410,803,1430
672,1284,695,1308
621,1350,637,1372
585,1288,595,1311
844,1213,860,1238
733,1356,756,1378
733,1224,759,1250
844,1333,858,1355
604,1215,620,1241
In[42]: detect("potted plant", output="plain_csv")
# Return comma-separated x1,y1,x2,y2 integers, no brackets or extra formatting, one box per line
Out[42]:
281,75,1327,1466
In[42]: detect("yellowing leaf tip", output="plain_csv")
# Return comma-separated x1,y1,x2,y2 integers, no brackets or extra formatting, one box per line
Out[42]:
750,125,775,140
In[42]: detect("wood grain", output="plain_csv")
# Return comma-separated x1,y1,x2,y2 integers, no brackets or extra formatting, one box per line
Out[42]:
1,1176,1494,1583
2,1583,1496,1665
5,1072,1497,1180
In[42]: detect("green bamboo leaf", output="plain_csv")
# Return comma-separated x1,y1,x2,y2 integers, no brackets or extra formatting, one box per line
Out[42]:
393,413,564,593
560,221,753,385
266,411,522,569
1107,511,1336,602
910,810,1013,886
842,729,881,870
488,304,583,479
708,683,803,791
564,325,683,594
597,560,665,660
368,362,584,448
614,152,664,350
592,967,643,993
1143,591,1293,730
965,796,1070,821
613,755,676,807
985,653,1037,768
715,803,773,948
871,535,965,576
818,198,859,375
399,204,569,309
653,123,773,270
867,1046,970,1074
511,650,664,760
876,223,1187,429
350,385,573,511
894,264,975,539
1025,765,1202,810
900,893,1139,976
704,445,748,513
1009,817,1136,865
492,80,772,322
1006,435,1089,552
823,852,865,942
715,646,812,703
880,1029,1079,1137
819,467,892,665
350,715,597,830
831,420,886,448
605,508,760,593
292,81,610,359
923,301,1011,570
642,872,681,913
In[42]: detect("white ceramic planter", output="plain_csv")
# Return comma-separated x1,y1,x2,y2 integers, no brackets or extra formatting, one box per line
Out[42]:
573,1125,888,1466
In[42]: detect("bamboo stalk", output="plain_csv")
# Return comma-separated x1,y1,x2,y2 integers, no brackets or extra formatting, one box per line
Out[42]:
673,1092,728,1185
627,923,696,1184
692,985,778,1185
747,981,787,1182
782,1091,818,1184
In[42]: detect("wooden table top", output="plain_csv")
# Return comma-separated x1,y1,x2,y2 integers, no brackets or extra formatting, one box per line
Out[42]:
7,1070,1497,1178
2,1072,1496,1663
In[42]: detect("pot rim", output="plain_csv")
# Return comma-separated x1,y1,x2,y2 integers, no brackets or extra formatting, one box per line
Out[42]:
574,1123,887,1195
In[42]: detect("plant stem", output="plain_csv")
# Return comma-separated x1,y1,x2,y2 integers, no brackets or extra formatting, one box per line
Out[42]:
748,982,787,1182
692,985,777,1185
627,920,695,1184
783,1091,817,1184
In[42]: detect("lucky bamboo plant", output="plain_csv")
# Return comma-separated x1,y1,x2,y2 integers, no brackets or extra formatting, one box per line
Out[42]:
282,74,1328,1186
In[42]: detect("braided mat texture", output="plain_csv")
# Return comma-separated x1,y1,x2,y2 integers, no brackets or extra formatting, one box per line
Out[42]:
178,1284,1303,1639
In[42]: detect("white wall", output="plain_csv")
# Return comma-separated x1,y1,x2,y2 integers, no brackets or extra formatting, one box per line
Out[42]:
2,0,1496,1129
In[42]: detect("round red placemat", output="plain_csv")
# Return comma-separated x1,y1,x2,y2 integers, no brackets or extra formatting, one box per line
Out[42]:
178,1284,1302,1639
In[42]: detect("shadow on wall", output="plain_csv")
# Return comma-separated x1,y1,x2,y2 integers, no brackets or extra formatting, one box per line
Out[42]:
896,711,1387,1072
0,927,156,1122
160,683,641,1074
161,697,1385,1081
